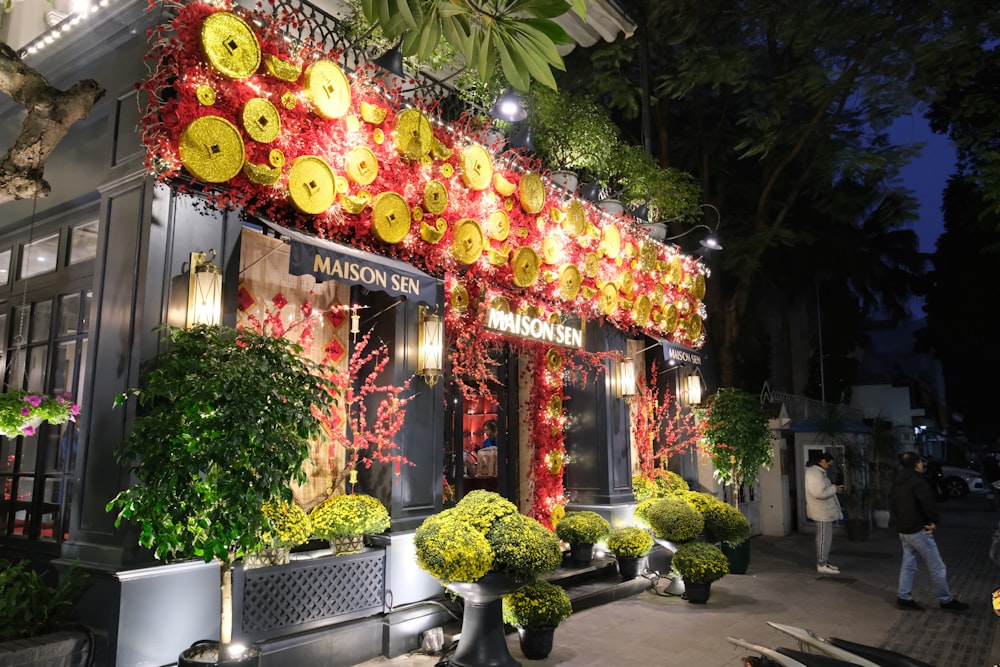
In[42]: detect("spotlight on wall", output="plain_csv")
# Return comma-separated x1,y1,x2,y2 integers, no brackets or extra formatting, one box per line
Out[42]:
617,356,636,402
187,249,222,327
490,87,528,122
418,306,443,387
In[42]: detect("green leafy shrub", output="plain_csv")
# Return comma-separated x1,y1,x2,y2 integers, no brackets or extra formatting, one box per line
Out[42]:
647,498,703,543
0,560,90,641
310,493,390,540
554,511,611,545
487,512,563,580
652,470,689,496
703,502,750,547
502,579,573,630
606,527,654,558
415,509,495,582
632,475,657,502
671,541,729,584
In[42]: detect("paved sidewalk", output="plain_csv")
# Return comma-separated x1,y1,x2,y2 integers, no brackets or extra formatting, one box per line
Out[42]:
358,496,1000,667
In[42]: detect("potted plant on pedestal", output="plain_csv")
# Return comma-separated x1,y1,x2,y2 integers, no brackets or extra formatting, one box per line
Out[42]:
554,511,611,565
244,500,312,568
414,490,562,667
502,579,572,660
670,541,729,604
107,325,337,666
309,492,391,555
606,527,654,581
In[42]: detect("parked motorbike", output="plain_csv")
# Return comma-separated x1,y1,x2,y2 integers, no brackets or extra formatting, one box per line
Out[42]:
731,622,934,667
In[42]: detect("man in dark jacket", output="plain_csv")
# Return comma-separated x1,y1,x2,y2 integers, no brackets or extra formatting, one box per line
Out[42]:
890,451,969,612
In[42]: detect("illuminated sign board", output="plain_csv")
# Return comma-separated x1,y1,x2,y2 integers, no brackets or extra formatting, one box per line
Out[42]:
484,307,584,349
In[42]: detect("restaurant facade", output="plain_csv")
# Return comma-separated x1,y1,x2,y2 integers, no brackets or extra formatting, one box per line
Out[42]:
0,0,713,664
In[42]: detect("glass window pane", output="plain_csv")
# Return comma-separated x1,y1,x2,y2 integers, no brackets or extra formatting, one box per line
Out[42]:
81,290,91,333
0,313,7,378
51,341,76,397
1,439,14,472
20,233,59,279
0,249,10,287
26,346,47,393
30,300,52,343
69,220,98,265
57,294,81,336
12,476,31,536
76,339,88,406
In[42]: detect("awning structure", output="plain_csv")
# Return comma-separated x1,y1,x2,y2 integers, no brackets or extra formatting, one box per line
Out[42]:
655,337,703,367
260,220,438,306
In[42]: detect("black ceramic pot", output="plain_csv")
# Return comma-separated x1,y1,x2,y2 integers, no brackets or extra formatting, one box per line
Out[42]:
721,540,750,574
682,580,712,604
569,543,594,565
516,626,555,660
617,556,643,581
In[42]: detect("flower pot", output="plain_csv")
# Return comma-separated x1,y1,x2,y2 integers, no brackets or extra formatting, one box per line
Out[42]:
516,626,555,660
244,547,290,569
330,534,364,555
616,556,644,581
445,572,527,667
569,543,594,565
682,580,712,604
720,540,750,575
178,640,260,666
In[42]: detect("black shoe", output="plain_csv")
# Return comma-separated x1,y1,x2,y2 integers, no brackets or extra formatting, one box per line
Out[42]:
896,598,923,611
940,599,969,612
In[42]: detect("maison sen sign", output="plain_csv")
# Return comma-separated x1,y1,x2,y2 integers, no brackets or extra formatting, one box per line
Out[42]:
484,306,584,349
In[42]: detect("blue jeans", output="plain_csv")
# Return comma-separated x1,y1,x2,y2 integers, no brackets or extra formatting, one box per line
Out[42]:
897,529,954,603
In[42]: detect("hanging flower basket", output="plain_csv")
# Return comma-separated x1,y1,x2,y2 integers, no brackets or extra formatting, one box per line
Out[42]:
0,390,79,438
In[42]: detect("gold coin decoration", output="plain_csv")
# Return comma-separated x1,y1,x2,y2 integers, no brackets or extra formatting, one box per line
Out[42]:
487,210,510,241
268,149,285,168
411,206,423,221
451,283,470,312
518,173,545,214
542,237,560,264
558,264,582,301
451,218,485,265
287,155,336,214
563,200,587,236
420,217,447,243
373,128,385,144
242,98,280,143
334,175,349,193
460,145,493,191
692,273,707,300
423,180,448,215
584,252,599,278
370,192,411,244
601,225,621,259
547,395,563,418
178,116,245,183
663,304,679,333
395,109,433,160
281,91,297,110
346,146,378,185
599,282,619,315
196,84,216,106
633,295,652,327
639,242,658,272
665,256,683,285
242,160,280,185
265,54,302,82
491,295,511,312
685,313,703,340
620,271,634,296
546,348,563,372
304,60,351,119
510,247,540,288
201,12,261,80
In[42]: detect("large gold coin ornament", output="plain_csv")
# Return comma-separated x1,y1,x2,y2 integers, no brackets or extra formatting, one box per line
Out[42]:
558,264,582,301
370,192,411,244
633,295,652,327
460,145,493,191
201,12,261,80
265,54,302,82
547,395,563,418
242,98,280,143
491,295,511,313
304,60,351,119
692,273,707,300
584,252,599,278
178,116,245,183
563,199,587,237
639,242,658,272
510,247,540,288
665,256,683,285
451,283,470,312
287,156,336,214
546,348,563,372
663,304,679,333
599,282,619,315
685,313,703,340
487,210,510,241
619,271,634,296
600,225,621,259
395,109,433,160
518,173,545,214
424,180,448,215
451,218,485,265
346,146,379,185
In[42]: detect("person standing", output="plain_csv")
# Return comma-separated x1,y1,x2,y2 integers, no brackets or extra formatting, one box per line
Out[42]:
481,420,498,450
891,451,968,612
805,452,844,575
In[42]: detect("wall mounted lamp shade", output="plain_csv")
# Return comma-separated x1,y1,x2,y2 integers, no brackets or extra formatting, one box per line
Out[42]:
373,36,405,77
490,88,528,122
617,357,637,401
685,373,703,406
418,307,443,387
188,249,222,327
666,224,723,251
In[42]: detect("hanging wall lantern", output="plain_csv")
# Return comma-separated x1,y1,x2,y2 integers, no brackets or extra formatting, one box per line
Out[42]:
188,249,222,327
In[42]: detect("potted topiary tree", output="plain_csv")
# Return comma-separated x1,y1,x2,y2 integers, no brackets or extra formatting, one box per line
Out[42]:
605,527,654,581
554,510,611,565
501,579,572,660
670,541,729,604
107,324,338,667
646,497,704,548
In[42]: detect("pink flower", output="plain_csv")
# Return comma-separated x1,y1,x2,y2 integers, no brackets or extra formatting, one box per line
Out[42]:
71,404,80,416
23,426,34,437
20,406,30,417
23,394,42,407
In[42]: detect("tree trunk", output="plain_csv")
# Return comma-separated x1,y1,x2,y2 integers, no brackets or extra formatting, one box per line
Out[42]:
220,560,233,647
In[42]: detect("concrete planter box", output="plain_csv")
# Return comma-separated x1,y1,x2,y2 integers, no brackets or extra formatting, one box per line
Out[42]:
0,629,92,667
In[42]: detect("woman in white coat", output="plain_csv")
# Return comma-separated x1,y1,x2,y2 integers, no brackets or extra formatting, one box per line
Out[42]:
805,452,844,574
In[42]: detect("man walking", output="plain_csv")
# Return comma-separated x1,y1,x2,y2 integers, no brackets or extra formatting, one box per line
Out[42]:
891,451,969,612
805,452,843,575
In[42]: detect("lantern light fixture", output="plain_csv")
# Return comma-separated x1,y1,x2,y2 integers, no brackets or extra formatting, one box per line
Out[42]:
417,306,443,387
187,249,222,327
617,356,636,402
685,372,703,407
